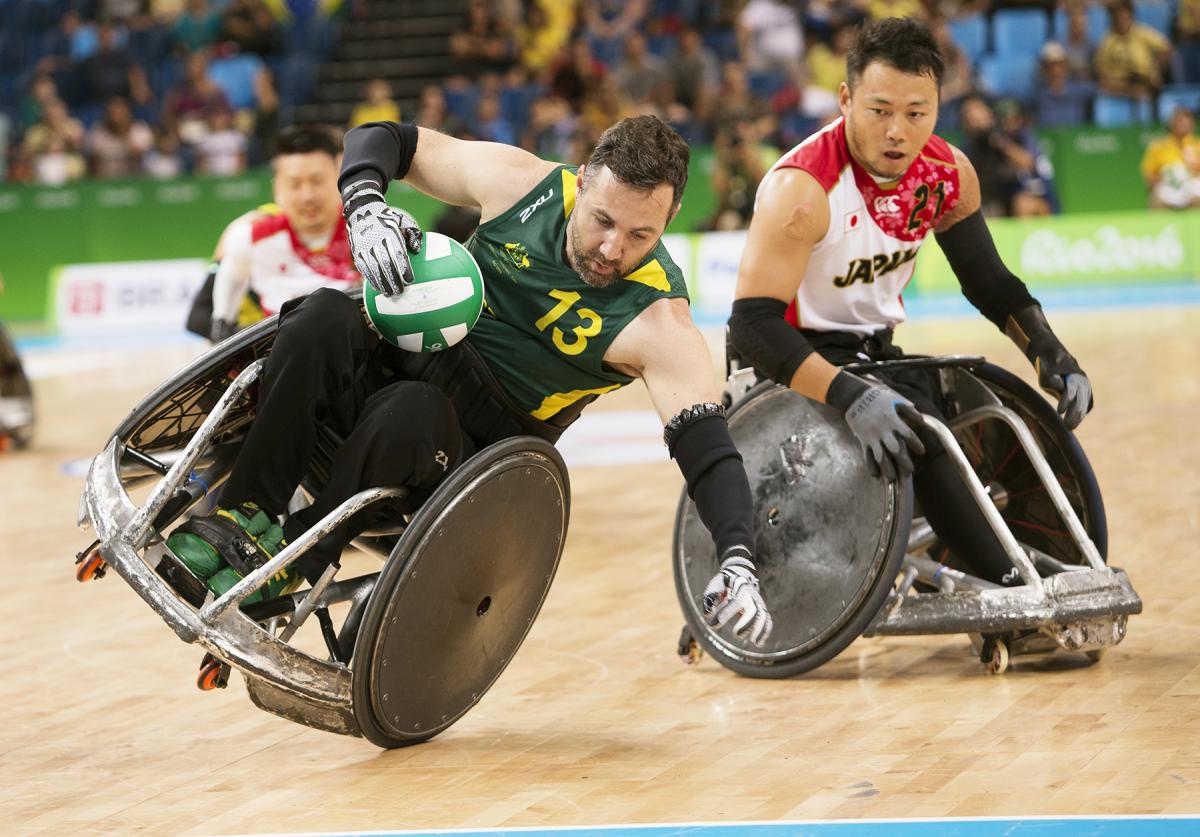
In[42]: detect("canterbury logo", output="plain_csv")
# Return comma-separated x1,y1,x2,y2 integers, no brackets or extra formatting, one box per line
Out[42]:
874,195,901,214
519,189,554,223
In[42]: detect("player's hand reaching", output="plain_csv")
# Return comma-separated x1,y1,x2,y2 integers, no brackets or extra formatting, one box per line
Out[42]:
1006,305,1093,430
825,370,925,481
342,180,422,297
702,546,773,646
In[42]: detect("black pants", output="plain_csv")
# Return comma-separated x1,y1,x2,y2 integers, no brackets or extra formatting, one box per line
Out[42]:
804,329,1020,586
221,289,474,580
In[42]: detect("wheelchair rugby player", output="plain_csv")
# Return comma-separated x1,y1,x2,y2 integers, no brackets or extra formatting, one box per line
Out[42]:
77,115,780,746
673,18,1140,678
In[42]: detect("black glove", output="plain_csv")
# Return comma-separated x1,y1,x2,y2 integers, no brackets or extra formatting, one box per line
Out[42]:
826,370,926,481
210,317,236,344
701,545,773,646
1005,304,1093,429
341,179,422,297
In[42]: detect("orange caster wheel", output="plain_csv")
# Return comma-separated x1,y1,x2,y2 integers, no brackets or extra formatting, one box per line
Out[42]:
75,541,107,582
197,654,230,690
677,626,704,665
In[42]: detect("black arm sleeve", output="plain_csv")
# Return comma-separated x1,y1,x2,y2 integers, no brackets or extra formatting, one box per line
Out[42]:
668,414,755,556
184,261,219,338
935,209,1036,329
728,297,815,386
338,122,419,195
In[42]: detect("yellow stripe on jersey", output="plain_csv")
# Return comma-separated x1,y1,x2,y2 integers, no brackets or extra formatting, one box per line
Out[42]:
562,169,578,217
624,258,671,292
258,202,281,215
531,383,621,420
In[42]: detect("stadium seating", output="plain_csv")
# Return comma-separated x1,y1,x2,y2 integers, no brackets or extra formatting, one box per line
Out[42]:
1093,94,1155,127
993,9,1050,58
1157,84,1200,122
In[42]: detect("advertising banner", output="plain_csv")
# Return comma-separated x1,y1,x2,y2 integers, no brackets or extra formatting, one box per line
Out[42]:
914,211,1200,294
53,259,208,337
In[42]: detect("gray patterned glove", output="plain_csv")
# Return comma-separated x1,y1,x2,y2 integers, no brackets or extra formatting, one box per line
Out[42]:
342,180,422,297
702,546,773,646
826,370,925,482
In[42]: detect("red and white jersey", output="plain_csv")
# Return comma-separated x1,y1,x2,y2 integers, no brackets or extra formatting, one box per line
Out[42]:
761,117,960,336
212,206,359,323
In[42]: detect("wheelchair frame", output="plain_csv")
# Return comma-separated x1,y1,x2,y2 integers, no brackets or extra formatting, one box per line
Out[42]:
680,355,1141,676
77,318,571,745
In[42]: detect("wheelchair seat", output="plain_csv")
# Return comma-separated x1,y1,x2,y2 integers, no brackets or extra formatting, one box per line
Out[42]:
76,308,571,747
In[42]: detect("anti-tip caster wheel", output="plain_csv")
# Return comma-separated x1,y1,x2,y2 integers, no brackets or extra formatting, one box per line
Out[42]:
677,626,703,666
982,637,1009,675
197,654,230,690
75,542,107,582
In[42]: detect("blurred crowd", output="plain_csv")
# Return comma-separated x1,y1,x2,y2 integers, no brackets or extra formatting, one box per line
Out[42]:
0,0,344,184
2,0,1199,220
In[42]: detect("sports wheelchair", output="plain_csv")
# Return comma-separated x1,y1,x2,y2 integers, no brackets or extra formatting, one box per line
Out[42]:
76,307,570,748
0,320,34,449
675,355,1141,677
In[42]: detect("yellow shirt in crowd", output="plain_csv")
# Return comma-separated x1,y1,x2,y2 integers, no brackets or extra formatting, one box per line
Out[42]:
1140,134,1200,183
1094,24,1171,85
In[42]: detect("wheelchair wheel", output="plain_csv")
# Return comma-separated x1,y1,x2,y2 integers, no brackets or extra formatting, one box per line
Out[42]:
673,382,913,679
351,436,570,748
951,362,1106,566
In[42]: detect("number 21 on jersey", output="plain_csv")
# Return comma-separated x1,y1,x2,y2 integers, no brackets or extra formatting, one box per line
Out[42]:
535,289,603,356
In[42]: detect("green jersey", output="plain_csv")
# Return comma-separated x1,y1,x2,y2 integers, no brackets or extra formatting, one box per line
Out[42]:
466,166,688,421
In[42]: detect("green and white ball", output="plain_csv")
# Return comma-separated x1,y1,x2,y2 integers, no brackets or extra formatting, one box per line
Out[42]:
363,231,485,352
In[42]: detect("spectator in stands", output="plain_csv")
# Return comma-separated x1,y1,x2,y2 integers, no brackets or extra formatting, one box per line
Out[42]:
669,26,720,123
162,52,231,146
703,115,778,231
581,0,648,62
524,94,577,159
1141,106,1200,208
708,61,772,140
1034,41,1094,127
85,96,154,178
960,95,1059,217
144,128,186,178
79,20,153,110
1062,4,1096,82
1094,0,1172,100
472,94,517,145
195,107,248,175
550,36,607,111
1179,0,1200,83
931,16,973,108
172,0,222,53
806,21,855,95
414,84,467,137
612,31,669,106
515,0,573,74
19,74,61,131
348,78,400,129
864,0,926,22
737,0,804,78
219,0,282,58
30,133,88,186
21,99,86,166
450,0,517,75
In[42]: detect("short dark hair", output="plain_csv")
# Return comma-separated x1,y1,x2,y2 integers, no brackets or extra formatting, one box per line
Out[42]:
846,17,945,90
273,124,343,159
583,115,690,210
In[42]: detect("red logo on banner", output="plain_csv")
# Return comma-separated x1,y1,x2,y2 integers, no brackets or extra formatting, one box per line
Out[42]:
70,281,105,314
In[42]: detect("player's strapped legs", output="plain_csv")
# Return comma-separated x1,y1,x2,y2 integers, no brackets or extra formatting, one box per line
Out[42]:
807,330,1021,586
221,288,380,518
285,380,473,581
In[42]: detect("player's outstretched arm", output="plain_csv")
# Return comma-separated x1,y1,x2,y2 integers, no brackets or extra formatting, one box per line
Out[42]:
607,298,772,645
733,167,924,480
936,147,1093,429
338,122,558,297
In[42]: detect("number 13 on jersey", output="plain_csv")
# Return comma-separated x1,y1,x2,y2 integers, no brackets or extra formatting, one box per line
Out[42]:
534,289,603,356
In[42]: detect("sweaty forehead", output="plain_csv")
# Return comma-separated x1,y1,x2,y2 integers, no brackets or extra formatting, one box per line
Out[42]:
584,166,673,230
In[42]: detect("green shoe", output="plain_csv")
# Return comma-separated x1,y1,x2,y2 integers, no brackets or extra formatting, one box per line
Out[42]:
208,562,302,605
165,502,275,582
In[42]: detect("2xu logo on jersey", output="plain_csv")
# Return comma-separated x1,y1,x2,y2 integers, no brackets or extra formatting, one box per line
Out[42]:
832,247,918,288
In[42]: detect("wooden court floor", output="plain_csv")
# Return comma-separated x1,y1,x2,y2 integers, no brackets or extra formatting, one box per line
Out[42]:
2,306,1198,834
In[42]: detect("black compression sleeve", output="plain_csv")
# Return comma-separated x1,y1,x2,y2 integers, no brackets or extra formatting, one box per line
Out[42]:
184,261,219,338
728,297,814,385
338,122,419,195
935,209,1036,329
668,414,755,556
